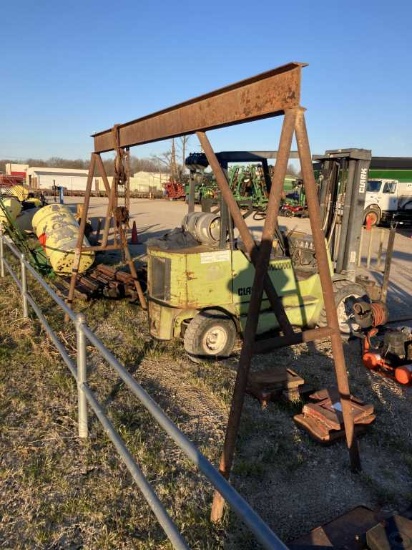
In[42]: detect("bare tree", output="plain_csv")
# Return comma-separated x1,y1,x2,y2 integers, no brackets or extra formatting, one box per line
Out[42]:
174,136,191,174
149,137,191,181
286,162,300,177
151,151,173,176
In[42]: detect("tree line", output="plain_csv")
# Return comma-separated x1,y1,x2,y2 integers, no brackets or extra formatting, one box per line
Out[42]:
0,156,169,177
0,134,300,179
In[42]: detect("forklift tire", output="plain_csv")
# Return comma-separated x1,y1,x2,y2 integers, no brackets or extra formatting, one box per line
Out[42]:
184,310,237,362
318,281,369,337
363,206,381,226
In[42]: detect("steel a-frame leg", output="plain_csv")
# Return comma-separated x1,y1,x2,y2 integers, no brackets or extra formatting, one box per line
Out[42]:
66,152,146,310
205,108,360,523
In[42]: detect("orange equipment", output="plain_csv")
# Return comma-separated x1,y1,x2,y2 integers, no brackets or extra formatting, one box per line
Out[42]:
362,327,412,385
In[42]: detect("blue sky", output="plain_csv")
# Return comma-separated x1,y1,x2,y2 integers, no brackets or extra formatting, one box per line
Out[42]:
1,0,410,164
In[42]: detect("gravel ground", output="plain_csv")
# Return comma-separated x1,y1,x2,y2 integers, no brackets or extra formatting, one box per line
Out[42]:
126,199,412,544
106,198,412,544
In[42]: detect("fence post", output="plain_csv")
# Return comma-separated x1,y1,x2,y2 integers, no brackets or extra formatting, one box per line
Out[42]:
376,229,385,271
357,227,364,267
0,229,4,278
76,313,88,438
20,254,28,318
381,223,397,304
366,226,373,269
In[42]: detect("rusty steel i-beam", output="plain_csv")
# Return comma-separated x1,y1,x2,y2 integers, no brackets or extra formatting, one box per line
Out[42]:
92,62,306,153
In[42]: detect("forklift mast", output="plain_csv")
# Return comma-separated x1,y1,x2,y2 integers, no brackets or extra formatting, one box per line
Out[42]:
314,149,371,280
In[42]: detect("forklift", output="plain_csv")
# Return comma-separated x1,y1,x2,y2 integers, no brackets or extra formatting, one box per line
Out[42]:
146,149,373,361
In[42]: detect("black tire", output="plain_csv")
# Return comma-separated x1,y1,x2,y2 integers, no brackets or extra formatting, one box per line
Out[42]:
363,206,381,226
253,210,266,221
184,310,237,362
318,281,369,337
281,208,294,217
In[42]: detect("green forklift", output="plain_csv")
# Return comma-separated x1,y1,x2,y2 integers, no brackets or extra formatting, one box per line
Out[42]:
146,149,372,361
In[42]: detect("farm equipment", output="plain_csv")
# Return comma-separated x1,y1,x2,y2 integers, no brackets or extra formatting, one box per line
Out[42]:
362,325,412,384
185,150,309,220
279,202,307,217
184,154,217,203
351,299,412,384
228,163,269,211
164,180,185,200
279,178,308,217
0,194,51,274
185,151,292,216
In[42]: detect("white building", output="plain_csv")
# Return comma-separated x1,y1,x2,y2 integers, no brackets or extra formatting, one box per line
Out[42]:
6,163,170,195
131,171,170,193
5,163,29,176
93,171,170,194
26,167,89,191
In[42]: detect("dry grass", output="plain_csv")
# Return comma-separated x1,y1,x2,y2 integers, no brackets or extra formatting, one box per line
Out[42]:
0,277,230,549
2,261,412,549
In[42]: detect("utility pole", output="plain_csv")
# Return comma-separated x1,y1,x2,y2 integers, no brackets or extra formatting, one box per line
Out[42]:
171,138,177,182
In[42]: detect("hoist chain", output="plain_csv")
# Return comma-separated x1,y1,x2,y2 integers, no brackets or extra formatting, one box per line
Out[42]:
112,125,130,212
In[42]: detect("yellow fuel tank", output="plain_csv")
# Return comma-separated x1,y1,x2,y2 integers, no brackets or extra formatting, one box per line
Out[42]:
32,204,95,274
9,185,30,202
0,196,22,225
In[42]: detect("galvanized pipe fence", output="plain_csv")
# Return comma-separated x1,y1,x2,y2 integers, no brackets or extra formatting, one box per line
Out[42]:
358,223,399,271
0,231,288,550
357,224,398,303
358,225,386,271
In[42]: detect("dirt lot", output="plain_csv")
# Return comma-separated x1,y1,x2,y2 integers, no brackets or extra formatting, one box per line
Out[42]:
2,196,412,548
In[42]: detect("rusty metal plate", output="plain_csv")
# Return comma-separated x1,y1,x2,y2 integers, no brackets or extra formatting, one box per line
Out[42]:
294,386,375,443
366,514,412,550
289,506,379,549
246,367,305,406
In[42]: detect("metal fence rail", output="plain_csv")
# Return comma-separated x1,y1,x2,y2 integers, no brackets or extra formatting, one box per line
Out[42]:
358,225,389,271
357,224,398,303
0,231,288,550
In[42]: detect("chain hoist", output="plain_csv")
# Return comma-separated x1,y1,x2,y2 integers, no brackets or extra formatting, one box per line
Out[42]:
112,125,131,257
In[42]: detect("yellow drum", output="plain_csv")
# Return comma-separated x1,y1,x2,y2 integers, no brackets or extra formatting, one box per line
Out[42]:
0,196,22,225
9,185,30,202
32,204,95,274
